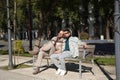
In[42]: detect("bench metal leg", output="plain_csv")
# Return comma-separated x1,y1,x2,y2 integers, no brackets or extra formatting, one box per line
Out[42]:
46,58,49,67
91,59,95,75
79,60,82,79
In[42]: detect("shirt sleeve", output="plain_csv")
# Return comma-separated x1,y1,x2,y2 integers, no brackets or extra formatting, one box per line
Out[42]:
73,37,84,46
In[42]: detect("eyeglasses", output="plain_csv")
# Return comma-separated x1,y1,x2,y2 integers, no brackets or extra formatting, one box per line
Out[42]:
64,32,69,34
64,31,70,34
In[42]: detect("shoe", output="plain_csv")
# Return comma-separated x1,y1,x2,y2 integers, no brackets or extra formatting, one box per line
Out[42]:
60,70,66,76
56,68,62,75
32,67,40,75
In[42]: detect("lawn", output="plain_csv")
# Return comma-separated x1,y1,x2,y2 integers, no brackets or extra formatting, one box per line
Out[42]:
94,56,115,66
0,50,32,57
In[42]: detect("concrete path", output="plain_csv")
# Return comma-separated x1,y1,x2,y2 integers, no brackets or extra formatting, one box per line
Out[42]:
0,55,115,80
0,69,39,80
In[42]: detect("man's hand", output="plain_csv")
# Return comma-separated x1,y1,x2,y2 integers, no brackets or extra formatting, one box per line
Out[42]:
82,42,88,48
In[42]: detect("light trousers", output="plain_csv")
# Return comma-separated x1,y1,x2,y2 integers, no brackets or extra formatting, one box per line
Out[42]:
34,41,55,67
50,51,71,70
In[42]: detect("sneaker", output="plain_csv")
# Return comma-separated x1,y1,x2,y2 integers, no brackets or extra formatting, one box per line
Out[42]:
56,69,62,75
32,67,40,75
60,70,66,76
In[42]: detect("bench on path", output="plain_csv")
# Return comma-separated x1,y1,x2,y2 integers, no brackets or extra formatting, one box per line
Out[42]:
13,40,95,78
32,43,95,79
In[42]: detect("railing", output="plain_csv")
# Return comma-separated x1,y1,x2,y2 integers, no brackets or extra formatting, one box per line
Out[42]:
82,40,114,44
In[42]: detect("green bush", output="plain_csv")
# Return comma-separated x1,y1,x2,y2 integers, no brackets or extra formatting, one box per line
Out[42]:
80,32,89,40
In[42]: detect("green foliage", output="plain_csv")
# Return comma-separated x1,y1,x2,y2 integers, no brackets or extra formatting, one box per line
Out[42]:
94,57,115,66
0,50,8,55
33,18,39,29
0,0,114,39
54,7,64,18
0,50,32,57
80,32,89,40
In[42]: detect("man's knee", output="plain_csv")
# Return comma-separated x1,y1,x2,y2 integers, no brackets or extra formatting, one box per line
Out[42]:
50,55,54,59
59,56,65,61
50,54,59,59
41,42,53,51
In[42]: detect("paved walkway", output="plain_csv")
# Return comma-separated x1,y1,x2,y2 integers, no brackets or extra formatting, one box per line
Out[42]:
0,55,115,80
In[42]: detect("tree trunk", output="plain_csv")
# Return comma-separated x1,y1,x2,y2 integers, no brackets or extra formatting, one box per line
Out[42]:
37,10,46,40
106,19,110,39
28,0,33,50
13,0,16,40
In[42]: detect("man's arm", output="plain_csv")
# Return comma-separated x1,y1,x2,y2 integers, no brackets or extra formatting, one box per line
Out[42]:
76,37,87,48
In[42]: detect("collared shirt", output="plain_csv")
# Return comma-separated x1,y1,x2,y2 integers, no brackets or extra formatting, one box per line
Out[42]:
62,36,84,58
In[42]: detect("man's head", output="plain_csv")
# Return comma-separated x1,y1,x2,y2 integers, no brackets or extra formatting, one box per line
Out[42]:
63,28,72,38
57,30,64,38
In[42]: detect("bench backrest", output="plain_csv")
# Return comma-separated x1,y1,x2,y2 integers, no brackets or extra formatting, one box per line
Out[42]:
79,45,95,61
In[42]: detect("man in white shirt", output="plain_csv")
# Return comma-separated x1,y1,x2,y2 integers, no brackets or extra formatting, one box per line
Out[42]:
50,28,87,76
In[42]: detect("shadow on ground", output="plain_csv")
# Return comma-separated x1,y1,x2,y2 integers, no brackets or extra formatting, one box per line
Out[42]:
38,62,94,75
95,60,114,80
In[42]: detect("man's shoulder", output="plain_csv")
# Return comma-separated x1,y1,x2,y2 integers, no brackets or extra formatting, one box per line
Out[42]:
51,36,57,40
69,36,79,40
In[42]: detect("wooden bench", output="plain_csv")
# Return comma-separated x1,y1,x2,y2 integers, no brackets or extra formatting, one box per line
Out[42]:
32,44,95,78
14,40,95,78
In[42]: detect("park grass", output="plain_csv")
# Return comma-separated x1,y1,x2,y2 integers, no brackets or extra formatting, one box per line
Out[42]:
0,50,8,55
94,56,115,66
0,50,32,57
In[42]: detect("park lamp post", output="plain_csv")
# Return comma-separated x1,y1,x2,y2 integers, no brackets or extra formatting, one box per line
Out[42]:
6,0,14,69
114,0,120,80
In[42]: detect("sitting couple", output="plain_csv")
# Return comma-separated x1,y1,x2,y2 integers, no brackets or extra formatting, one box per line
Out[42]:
29,28,87,76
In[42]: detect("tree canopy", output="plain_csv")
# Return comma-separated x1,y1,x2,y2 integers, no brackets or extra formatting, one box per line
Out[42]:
0,0,114,40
